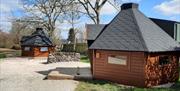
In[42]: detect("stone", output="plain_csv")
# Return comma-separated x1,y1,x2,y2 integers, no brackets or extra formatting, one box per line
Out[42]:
75,53,80,59
48,71,74,80
47,52,81,63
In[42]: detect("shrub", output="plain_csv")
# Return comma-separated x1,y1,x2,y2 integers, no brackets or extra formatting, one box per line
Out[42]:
14,50,22,57
11,44,21,50
61,44,74,52
61,43,88,55
75,43,88,54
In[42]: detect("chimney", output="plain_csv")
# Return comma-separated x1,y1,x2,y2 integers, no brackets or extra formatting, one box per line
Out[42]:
121,3,139,10
36,27,43,31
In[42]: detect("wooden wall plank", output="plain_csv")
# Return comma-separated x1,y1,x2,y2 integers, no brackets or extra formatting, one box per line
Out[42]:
93,50,145,87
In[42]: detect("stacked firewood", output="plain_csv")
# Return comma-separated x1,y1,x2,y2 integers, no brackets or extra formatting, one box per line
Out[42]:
145,56,161,87
145,55,179,87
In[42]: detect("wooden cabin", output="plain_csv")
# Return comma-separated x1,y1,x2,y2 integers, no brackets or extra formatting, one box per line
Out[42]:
21,28,54,57
87,3,180,87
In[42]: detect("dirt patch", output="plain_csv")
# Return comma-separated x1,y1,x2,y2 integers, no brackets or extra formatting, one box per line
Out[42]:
0,57,90,91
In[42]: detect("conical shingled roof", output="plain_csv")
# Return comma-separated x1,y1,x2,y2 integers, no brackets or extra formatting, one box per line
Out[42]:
89,3,179,52
21,28,53,46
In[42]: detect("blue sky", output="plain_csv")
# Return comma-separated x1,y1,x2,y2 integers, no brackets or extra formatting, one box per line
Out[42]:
101,0,180,23
0,0,180,39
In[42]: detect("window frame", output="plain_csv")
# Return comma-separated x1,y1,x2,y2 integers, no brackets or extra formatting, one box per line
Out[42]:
24,47,31,51
40,47,48,52
108,55,128,65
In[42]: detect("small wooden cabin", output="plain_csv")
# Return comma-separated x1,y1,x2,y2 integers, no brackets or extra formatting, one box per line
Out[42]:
21,28,54,57
88,3,180,87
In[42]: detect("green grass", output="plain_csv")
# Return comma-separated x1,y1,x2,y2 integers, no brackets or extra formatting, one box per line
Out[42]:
75,80,125,91
75,80,180,91
80,55,90,63
76,59,180,91
0,53,6,59
0,48,21,58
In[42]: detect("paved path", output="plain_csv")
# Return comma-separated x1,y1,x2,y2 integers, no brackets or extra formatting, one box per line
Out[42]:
0,57,90,91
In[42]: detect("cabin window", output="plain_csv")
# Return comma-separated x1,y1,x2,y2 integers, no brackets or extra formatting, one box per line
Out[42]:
108,55,127,65
159,56,170,65
24,47,30,51
40,47,48,52
96,52,100,58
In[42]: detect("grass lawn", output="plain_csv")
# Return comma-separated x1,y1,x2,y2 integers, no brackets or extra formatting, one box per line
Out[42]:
0,48,21,58
80,55,90,63
75,68,180,91
77,56,180,91
76,80,180,91
0,53,6,59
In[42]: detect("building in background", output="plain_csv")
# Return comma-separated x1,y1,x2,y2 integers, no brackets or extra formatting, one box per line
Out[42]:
150,18,180,43
21,28,54,57
86,24,106,47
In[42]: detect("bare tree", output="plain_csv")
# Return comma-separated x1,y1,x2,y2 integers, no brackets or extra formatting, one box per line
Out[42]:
0,26,2,32
0,31,14,48
22,0,73,37
77,0,121,24
64,2,83,51
65,2,81,29
10,19,35,45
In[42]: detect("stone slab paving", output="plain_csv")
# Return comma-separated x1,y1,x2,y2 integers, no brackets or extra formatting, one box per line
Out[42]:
0,57,90,91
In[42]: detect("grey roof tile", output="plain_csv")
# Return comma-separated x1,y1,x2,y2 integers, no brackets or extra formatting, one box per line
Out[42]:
21,28,53,46
86,24,106,40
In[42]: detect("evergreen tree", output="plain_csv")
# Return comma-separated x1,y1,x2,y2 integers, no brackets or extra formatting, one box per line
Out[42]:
67,28,75,44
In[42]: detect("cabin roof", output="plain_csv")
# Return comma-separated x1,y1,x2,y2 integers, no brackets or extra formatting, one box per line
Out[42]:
86,24,106,40
21,28,53,46
150,18,180,24
87,18,180,41
89,3,180,52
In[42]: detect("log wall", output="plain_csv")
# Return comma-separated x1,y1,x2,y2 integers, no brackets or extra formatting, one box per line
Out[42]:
22,46,54,57
93,50,145,87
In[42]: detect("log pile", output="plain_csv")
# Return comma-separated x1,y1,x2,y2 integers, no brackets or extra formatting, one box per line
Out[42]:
145,55,179,87
145,56,161,87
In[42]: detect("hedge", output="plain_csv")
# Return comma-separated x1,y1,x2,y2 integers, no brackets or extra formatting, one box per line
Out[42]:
61,43,88,54
61,44,74,52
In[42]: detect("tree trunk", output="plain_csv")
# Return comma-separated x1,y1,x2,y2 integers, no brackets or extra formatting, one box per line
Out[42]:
73,28,76,52
96,9,100,24
73,38,76,52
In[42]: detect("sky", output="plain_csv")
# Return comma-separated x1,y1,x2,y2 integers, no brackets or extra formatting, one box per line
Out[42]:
0,0,180,39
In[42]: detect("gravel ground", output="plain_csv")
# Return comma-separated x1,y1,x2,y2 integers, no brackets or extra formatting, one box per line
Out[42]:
0,57,90,91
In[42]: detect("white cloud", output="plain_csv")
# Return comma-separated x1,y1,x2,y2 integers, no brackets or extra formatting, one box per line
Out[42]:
101,0,142,15
101,2,117,15
122,0,141,3
154,0,180,16
0,0,23,31
170,16,180,21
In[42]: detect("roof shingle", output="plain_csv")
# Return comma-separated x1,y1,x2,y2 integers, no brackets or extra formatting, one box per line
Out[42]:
86,24,106,40
21,28,53,46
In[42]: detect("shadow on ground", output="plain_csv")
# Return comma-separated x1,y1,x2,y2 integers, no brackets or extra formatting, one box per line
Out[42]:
36,67,91,79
